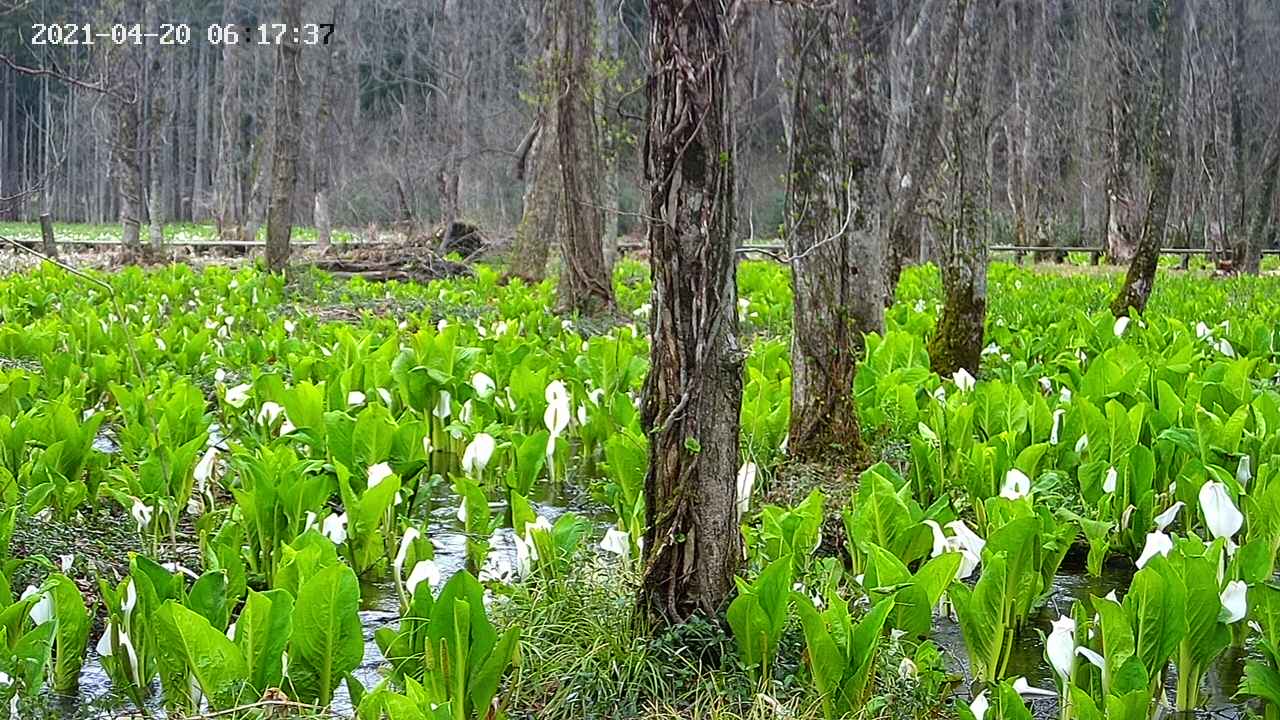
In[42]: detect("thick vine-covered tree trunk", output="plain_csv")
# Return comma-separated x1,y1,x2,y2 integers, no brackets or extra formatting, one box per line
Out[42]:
1112,0,1185,316
928,0,993,378
783,2,882,463
555,0,614,314
265,0,303,272
640,0,743,626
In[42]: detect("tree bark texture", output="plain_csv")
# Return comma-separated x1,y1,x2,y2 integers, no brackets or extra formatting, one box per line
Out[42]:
216,0,243,243
640,0,743,627
783,2,882,464
555,0,615,315
509,3,559,283
265,0,304,272
928,0,993,378
1111,0,1185,317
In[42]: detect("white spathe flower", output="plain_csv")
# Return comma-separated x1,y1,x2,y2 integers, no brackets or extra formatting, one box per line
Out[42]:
1136,530,1173,568
367,462,395,489
377,387,393,405
736,462,758,520
1199,481,1244,541
923,520,984,580
257,401,285,425
513,533,533,577
1038,377,1053,394
544,396,570,438
224,383,252,408
970,690,989,720
1154,501,1185,531
953,368,976,392
600,528,631,558
1196,321,1212,339
456,498,469,525
28,591,53,626
214,368,227,383
1113,316,1131,337
1221,580,1248,624
155,337,167,352
1000,468,1032,500
1237,456,1253,488
462,433,496,476
162,562,199,579
95,622,116,656
1011,676,1055,698
131,498,154,530
194,446,218,489
347,391,366,406
405,560,441,597
321,513,348,545
303,511,318,533
1046,615,1076,680
433,390,452,420
122,579,137,618
60,554,74,573
898,657,918,680
1103,466,1118,494
1060,386,1073,404
1076,646,1106,669
545,380,569,406
394,527,421,582
471,372,496,398
1074,433,1088,454
283,319,296,334
576,404,588,426
1050,409,1066,445
1216,339,1236,357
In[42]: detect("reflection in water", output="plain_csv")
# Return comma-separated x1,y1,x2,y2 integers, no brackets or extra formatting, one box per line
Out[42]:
69,449,602,718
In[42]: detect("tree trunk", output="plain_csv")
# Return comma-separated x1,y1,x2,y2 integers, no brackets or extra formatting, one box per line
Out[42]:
928,0,993,378
640,0,743,626
1248,146,1280,271
783,2,882,464
509,1,558,283
265,0,304,273
194,42,210,221
884,0,963,299
113,59,144,255
216,0,243,243
146,22,167,251
312,0,346,252
1112,0,1185,317
436,0,467,248
555,0,614,315
510,117,560,282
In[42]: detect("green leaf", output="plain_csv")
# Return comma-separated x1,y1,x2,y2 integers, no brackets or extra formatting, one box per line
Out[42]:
155,601,249,710
289,564,363,705
235,589,294,695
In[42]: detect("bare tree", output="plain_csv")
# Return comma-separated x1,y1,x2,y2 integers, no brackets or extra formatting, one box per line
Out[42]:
266,0,305,272
1112,0,1186,316
781,0,883,462
555,0,615,314
640,0,743,625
